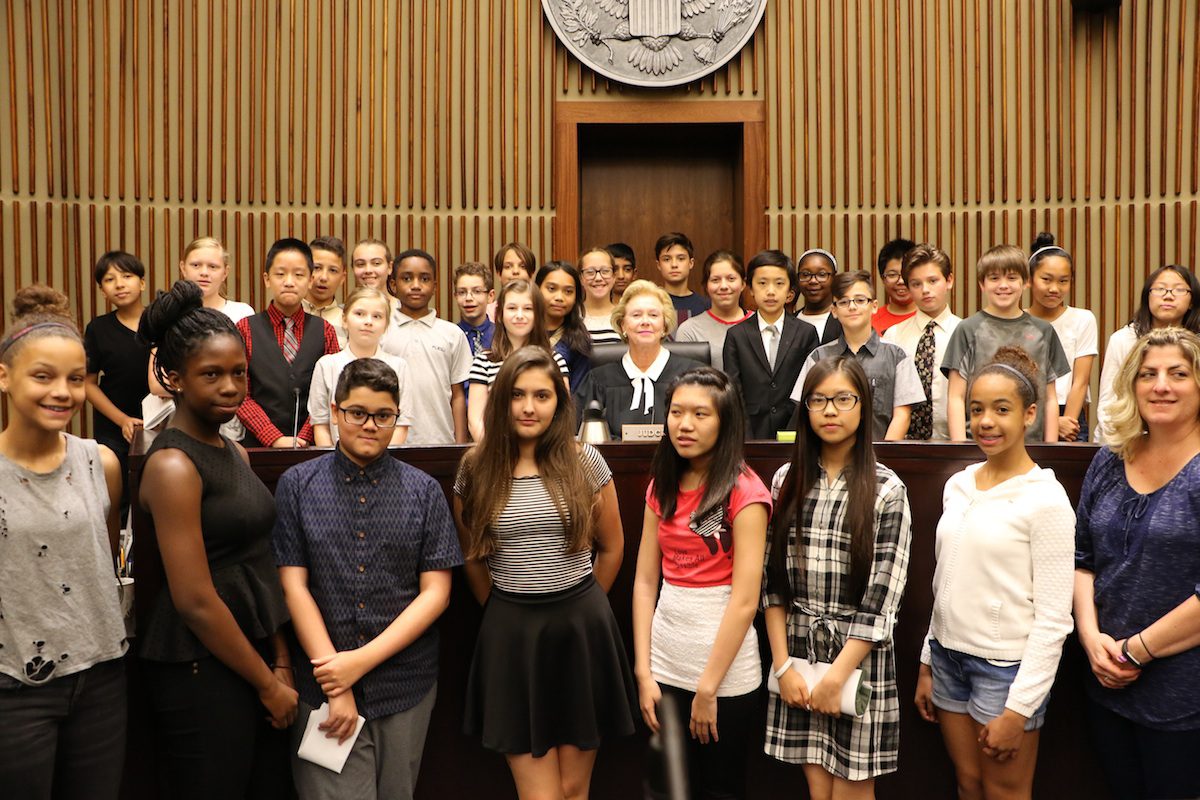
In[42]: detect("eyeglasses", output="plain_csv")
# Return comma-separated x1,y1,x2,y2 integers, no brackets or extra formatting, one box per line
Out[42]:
1148,286,1192,297
455,288,489,298
804,392,861,412
582,268,614,279
882,271,903,282
833,296,874,309
337,406,399,428
798,270,833,282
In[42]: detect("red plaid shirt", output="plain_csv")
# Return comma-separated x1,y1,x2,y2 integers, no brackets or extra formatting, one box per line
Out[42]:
235,303,341,445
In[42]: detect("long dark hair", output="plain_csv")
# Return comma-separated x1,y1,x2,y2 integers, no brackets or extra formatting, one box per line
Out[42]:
1130,265,1200,336
649,368,749,521
489,279,553,362
767,356,877,605
457,346,593,558
535,261,593,356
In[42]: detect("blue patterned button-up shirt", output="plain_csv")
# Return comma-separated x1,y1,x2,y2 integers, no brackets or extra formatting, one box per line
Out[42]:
273,448,463,719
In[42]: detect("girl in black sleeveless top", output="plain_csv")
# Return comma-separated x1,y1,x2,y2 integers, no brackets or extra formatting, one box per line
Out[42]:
137,281,296,800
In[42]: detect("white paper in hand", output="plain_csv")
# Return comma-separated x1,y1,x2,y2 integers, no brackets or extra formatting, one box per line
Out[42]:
297,702,366,773
766,659,872,717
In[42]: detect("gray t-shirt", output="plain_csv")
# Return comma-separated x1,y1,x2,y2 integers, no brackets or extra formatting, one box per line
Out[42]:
0,435,127,686
674,310,751,372
791,331,926,440
940,311,1071,441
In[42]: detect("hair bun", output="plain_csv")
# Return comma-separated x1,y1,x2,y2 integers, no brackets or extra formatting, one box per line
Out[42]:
138,280,205,348
990,345,1040,385
11,284,72,323
1031,231,1057,253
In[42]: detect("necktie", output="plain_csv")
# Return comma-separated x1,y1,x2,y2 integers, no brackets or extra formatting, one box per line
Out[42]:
283,316,299,363
765,324,779,371
907,320,935,440
470,328,483,354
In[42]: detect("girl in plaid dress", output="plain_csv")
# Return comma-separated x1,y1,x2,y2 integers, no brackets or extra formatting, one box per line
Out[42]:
763,356,912,797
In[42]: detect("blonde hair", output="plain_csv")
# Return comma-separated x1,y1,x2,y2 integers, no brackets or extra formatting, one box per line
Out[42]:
1104,327,1200,461
341,287,393,332
181,236,230,266
180,236,231,298
611,279,677,340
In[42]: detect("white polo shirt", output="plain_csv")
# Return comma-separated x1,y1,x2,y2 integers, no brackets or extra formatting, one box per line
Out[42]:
379,309,473,445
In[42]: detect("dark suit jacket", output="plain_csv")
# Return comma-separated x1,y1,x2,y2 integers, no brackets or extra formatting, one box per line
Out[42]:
723,313,820,439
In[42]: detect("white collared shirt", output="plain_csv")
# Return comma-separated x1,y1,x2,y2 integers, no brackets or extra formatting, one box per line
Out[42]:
622,348,670,413
758,313,785,366
379,308,473,444
883,306,961,441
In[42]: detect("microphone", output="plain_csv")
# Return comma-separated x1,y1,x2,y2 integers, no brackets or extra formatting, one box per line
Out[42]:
292,387,301,448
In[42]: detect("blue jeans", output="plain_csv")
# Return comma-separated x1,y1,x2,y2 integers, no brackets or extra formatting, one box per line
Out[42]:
0,657,127,800
928,640,1048,730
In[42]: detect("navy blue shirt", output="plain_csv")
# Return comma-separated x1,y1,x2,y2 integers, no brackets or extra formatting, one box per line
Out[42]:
273,448,463,719
458,317,495,357
1075,447,1200,730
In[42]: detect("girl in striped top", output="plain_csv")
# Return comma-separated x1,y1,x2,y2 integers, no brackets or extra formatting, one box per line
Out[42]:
466,279,568,442
453,346,636,798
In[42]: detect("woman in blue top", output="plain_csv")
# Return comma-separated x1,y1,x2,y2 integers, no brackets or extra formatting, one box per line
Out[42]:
1074,327,1200,800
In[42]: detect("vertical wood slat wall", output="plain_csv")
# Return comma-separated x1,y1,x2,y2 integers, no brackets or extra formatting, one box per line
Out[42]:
1,1,1198,435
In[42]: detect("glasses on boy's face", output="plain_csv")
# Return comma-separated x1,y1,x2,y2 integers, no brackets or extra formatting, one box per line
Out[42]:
833,296,873,310
882,271,903,283
1148,286,1192,297
455,288,489,298
337,406,400,428
798,270,833,283
804,392,861,412
582,268,614,280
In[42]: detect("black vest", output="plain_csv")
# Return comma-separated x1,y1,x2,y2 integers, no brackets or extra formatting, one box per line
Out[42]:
244,311,326,446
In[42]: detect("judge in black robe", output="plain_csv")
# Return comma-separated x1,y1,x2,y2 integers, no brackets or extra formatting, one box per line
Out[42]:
572,280,704,440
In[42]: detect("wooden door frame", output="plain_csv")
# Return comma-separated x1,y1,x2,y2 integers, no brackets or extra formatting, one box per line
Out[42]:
553,100,768,262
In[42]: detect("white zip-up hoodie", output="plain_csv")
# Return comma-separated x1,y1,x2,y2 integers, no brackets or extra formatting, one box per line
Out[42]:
920,463,1076,718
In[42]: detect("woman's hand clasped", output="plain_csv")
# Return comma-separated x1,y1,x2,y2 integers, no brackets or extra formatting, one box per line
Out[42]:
1081,631,1141,690
259,677,299,729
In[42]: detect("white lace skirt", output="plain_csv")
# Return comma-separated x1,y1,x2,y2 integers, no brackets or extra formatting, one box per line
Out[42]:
650,581,761,697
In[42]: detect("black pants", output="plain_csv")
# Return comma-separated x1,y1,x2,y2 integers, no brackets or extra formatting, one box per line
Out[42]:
649,683,760,800
1086,697,1200,799
144,651,293,800
0,657,127,800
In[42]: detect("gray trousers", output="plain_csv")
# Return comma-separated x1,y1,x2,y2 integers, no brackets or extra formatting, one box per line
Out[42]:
291,683,437,800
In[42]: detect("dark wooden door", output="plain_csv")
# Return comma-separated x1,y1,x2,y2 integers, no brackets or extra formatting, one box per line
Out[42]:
578,123,741,295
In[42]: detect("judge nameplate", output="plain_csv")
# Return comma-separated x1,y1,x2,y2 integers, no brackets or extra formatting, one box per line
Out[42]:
622,423,665,442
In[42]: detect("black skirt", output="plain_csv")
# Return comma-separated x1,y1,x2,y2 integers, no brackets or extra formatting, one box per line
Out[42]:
465,575,637,756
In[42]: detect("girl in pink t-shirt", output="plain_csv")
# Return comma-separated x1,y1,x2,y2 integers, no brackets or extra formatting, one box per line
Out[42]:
632,367,771,799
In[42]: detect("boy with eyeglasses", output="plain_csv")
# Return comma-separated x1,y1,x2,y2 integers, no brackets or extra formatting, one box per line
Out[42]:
791,270,925,440
871,238,917,334
274,357,463,800
453,262,496,356
794,248,844,344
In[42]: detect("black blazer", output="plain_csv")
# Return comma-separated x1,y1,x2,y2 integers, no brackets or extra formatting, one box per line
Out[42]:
723,313,820,440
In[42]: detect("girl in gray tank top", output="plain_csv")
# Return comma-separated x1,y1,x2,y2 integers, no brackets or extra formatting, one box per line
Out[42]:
0,285,128,800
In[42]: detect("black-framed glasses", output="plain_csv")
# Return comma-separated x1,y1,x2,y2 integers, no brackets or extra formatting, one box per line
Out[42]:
582,267,614,279
798,270,833,282
804,392,861,412
1148,286,1192,297
833,296,873,310
882,271,903,282
337,406,399,428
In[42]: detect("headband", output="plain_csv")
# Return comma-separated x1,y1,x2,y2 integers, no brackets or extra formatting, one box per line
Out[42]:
0,322,77,359
798,248,839,271
1029,245,1069,264
982,362,1036,397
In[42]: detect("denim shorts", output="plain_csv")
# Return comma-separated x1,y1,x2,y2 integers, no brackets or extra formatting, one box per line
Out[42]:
928,640,1048,730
